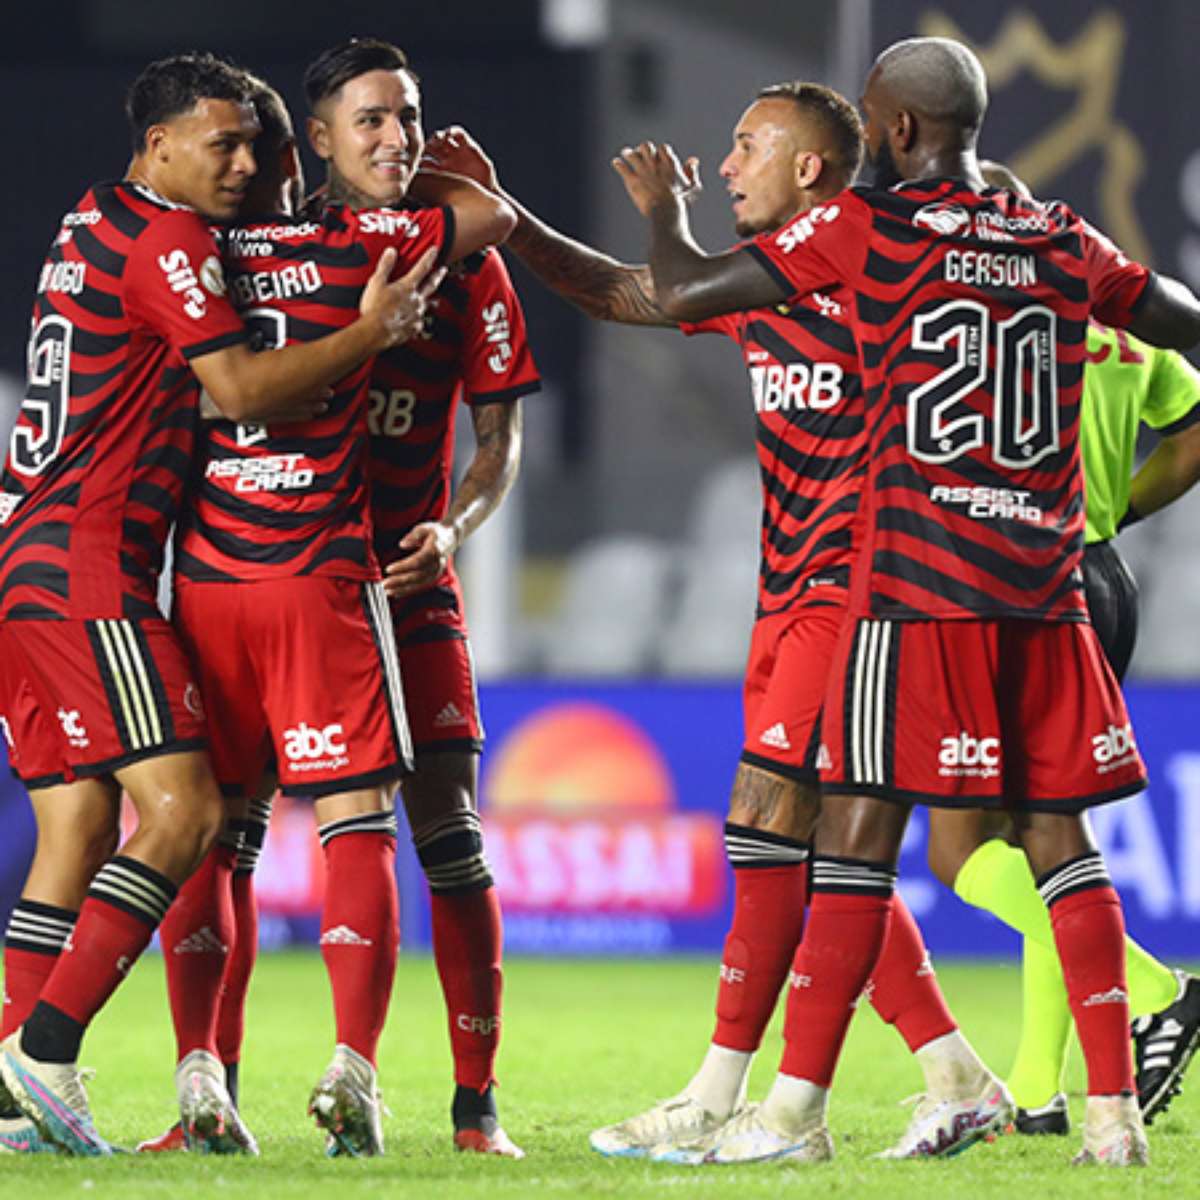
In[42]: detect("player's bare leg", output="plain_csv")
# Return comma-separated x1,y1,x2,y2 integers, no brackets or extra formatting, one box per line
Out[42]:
402,751,522,1158
307,784,399,1157
2,751,224,1155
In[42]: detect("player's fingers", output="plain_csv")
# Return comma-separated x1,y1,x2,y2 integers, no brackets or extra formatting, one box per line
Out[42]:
417,266,448,301
397,246,440,287
373,245,398,281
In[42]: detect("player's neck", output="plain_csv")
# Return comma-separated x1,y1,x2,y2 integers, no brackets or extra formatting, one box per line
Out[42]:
325,168,400,212
903,147,986,191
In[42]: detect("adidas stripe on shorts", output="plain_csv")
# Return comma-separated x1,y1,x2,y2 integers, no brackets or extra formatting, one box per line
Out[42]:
0,617,207,787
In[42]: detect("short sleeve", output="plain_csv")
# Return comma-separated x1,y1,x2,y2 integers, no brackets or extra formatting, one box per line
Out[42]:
460,251,541,404
1078,216,1152,328
124,210,249,360
1143,346,1200,434
679,312,742,338
744,190,868,302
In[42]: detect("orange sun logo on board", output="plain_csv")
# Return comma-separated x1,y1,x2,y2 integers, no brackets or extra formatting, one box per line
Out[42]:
482,702,725,915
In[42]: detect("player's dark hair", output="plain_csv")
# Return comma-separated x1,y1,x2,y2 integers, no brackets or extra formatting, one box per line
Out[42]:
757,81,865,184
126,52,252,153
303,38,416,111
245,73,294,156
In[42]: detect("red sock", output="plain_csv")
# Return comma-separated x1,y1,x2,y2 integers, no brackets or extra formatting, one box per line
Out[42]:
320,830,398,1065
431,888,503,1092
867,894,956,1052
713,862,808,1052
217,870,259,1066
1049,883,1133,1095
779,884,892,1086
160,843,236,1060
40,856,176,1029
2,947,58,1039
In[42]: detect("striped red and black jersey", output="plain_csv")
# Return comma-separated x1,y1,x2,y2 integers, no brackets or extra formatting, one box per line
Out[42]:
367,247,540,633
681,287,864,616
747,180,1151,622
0,182,248,621
173,203,453,583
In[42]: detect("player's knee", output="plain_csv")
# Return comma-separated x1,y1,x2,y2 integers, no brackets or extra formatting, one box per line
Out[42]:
413,809,493,894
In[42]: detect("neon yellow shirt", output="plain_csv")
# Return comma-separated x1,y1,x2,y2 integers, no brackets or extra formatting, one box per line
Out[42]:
1081,323,1200,542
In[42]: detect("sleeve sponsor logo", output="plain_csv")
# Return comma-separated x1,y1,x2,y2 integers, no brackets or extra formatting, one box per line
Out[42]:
0,492,20,525
481,301,513,373
359,210,421,238
775,203,841,253
38,260,86,296
157,248,209,319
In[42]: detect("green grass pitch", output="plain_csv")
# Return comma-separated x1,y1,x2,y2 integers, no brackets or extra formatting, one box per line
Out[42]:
3,952,1197,1197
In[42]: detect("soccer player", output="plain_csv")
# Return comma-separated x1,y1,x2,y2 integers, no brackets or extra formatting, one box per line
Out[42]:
0,53,433,1157
425,91,1010,1161
142,40,537,1158
924,162,1200,1136
614,36,1200,1167
157,73,514,1156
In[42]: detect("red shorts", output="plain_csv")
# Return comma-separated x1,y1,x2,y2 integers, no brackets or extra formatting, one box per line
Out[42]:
395,633,484,754
741,607,843,782
820,618,1146,812
0,618,206,787
173,576,412,798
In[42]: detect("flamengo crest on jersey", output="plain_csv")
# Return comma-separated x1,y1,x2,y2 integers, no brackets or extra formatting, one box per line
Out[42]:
174,203,451,583
682,285,864,616
0,183,249,620
747,180,1152,622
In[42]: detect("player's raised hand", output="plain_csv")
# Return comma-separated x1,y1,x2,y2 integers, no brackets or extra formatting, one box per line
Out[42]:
422,125,501,193
383,520,458,597
361,247,447,348
612,141,701,216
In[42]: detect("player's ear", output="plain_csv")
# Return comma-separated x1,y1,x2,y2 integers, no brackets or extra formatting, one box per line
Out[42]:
307,115,331,161
145,123,170,162
795,151,824,190
281,139,301,182
895,109,916,153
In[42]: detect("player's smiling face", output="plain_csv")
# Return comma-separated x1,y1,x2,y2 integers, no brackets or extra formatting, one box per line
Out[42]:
719,99,810,237
150,98,259,220
310,68,424,208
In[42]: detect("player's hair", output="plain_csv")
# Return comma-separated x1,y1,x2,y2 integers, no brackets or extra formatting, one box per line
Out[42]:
756,81,864,184
303,37,416,111
125,52,252,153
244,73,294,156
872,38,988,139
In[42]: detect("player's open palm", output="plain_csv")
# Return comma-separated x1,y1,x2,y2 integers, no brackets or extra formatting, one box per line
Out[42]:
422,126,500,193
612,141,701,216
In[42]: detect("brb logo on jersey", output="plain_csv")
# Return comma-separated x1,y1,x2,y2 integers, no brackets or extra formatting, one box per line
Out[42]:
751,361,844,414
282,722,349,772
912,202,971,237
482,301,513,373
1093,723,1139,774
775,204,840,253
938,731,1000,779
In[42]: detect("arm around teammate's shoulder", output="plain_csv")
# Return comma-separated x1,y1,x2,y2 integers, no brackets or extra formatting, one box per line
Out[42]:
408,169,515,261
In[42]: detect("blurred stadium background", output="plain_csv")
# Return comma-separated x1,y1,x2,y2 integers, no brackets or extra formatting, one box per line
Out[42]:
1,0,1198,962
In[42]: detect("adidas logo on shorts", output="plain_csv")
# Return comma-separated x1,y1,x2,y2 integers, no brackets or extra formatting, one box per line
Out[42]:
433,702,468,728
173,925,229,955
320,924,373,947
760,722,791,751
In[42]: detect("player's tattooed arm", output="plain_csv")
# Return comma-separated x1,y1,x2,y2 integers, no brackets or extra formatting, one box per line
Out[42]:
614,140,787,323
383,400,523,599
423,124,673,326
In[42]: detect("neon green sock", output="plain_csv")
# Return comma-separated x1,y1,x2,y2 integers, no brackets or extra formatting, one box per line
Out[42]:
1005,937,1070,1110
953,839,1178,1017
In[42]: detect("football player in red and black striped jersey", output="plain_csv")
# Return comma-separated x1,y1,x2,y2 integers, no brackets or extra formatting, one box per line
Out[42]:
618,36,1200,1167
427,96,1005,1162
0,53,436,1157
